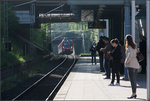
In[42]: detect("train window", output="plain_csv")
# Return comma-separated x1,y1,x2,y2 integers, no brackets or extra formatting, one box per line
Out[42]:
64,40,72,48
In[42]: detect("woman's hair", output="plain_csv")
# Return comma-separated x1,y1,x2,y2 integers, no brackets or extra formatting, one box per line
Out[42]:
125,35,136,49
111,38,119,44
103,36,109,41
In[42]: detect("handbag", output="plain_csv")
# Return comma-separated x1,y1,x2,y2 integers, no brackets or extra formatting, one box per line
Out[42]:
136,49,144,62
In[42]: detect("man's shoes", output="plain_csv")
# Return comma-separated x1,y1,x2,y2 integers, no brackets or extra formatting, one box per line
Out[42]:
115,83,120,86
109,83,114,86
122,77,129,81
100,70,105,72
104,77,110,79
102,73,107,76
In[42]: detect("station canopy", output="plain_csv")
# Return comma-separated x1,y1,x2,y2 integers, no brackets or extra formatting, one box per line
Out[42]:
8,0,146,23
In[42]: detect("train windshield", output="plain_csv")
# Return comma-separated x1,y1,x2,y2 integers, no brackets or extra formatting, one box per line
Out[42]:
64,40,72,48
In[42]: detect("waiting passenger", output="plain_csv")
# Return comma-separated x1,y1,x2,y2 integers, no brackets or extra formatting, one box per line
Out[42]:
125,35,140,99
120,41,125,75
109,38,121,86
90,42,97,65
100,37,113,79
96,36,105,72
139,34,146,74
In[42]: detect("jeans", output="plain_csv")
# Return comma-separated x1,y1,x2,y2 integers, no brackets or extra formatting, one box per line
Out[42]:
128,68,137,93
91,53,96,64
104,58,110,78
124,67,128,79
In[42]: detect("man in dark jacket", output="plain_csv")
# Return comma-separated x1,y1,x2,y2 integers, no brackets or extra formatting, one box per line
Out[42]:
139,34,146,74
96,36,105,72
100,37,113,79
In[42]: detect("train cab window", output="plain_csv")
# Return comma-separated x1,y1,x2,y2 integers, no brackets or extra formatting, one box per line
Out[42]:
64,40,72,48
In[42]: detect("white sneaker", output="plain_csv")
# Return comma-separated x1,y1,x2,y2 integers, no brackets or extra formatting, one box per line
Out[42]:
109,83,114,86
115,83,120,86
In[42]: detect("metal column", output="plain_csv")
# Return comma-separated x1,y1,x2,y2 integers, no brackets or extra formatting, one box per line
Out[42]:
124,1,131,80
146,0,150,100
131,0,135,41
124,2,131,36
4,0,9,47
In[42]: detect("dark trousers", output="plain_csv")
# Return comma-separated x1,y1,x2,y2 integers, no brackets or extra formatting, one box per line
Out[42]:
140,59,146,73
111,70,120,84
91,53,96,64
99,53,104,71
104,59,110,78
120,63,124,75
128,68,137,93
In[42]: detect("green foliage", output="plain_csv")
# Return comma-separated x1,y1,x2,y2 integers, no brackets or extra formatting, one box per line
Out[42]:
1,37,27,67
1,48,20,67
31,24,51,51
31,29,44,48
79,53,91,56
1,4,24,67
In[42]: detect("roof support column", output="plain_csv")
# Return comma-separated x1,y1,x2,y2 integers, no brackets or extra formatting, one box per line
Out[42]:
124,1,131,80
131,0,135,41
146,0,150,100
124,2,131,36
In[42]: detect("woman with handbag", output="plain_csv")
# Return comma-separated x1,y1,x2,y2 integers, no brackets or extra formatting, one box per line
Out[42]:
125,35,140,99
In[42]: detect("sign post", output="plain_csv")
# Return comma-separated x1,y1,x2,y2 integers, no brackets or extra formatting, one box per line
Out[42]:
146,0,150,100
131,0,135,41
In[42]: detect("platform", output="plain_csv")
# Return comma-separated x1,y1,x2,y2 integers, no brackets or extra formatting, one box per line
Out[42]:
54,57,147,100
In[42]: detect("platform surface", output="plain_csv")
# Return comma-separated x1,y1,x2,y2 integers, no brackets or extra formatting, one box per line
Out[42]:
54,57,147,100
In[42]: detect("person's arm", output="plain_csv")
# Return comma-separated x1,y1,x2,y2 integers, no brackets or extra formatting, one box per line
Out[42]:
102,44,112,53
101,45,108,53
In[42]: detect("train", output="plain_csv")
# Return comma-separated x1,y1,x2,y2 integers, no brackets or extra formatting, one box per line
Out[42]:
58,38,74,54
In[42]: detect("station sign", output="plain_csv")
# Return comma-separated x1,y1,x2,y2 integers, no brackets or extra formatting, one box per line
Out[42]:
15,10,35,24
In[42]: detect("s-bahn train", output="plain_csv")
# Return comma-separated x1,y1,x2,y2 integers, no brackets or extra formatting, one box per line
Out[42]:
58,39,74,54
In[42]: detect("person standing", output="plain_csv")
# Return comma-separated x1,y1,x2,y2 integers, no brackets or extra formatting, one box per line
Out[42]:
100,37,113,79
120,41,125,75
96,36,105,72
125,35,140,99
90,42,97,65
109,39,121,86
139,34,146,74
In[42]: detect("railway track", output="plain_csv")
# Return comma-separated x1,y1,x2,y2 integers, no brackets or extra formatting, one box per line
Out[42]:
12,55,77,101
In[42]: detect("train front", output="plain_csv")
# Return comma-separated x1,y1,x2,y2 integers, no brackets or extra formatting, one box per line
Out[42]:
62,40,73,54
